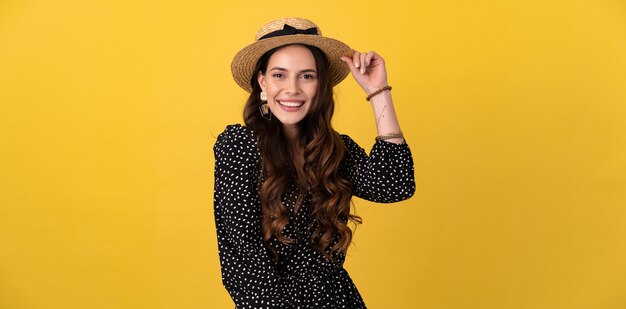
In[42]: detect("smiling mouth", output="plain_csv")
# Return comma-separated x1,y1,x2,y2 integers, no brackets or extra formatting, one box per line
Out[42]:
277,100,305,107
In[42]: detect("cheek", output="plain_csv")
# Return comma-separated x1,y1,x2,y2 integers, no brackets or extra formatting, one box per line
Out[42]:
306,83,319,97
265,85,279,97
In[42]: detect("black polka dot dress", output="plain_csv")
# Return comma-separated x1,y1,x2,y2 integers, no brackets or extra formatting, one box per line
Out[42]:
213,124,415,308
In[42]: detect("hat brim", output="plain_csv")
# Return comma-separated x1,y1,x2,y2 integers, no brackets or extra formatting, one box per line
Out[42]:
231,34,354,93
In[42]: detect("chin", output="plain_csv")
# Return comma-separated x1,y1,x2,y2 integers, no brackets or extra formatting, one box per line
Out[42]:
276,117,305,126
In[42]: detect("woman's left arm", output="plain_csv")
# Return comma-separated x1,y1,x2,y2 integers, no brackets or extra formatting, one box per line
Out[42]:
341,51,404,144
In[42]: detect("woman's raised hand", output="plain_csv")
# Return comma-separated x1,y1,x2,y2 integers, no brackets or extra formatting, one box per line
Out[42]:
340,51,389,95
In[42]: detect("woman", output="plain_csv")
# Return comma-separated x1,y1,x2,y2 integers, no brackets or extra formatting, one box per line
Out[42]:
214,17,415,308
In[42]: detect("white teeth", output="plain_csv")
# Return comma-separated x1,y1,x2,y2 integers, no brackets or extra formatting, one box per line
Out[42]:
278,100,304,107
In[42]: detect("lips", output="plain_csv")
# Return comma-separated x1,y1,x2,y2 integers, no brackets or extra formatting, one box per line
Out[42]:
277,100,305,107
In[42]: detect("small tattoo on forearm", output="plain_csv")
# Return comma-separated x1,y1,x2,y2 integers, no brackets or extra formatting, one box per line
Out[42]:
376,104,387,126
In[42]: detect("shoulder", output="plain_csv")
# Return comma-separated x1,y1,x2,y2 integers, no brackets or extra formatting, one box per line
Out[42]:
215,124,257,145
338,133,365,155
214,124,259,158
339,133,357,146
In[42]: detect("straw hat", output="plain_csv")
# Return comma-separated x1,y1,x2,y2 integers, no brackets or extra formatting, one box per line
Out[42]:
231,17,354,93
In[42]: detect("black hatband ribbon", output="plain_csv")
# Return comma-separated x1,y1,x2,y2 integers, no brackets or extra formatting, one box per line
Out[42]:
259,24,318,40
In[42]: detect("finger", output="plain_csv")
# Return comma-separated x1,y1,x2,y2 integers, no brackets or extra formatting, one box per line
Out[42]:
340,56,359,75
365,51,376,67
352,51,360,69
359,52,367,74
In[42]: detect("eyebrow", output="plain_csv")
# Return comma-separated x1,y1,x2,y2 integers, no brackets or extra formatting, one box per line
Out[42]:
269,67,317,73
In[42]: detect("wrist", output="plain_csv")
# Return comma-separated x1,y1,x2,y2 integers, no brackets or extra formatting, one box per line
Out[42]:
366,84,389,94
366,85,392,101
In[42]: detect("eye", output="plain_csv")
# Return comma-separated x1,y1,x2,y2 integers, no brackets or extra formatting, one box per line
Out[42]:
272,73,284,78
301,74,316,79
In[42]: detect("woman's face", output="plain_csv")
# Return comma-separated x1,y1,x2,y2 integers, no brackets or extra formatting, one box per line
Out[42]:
258,44,318,130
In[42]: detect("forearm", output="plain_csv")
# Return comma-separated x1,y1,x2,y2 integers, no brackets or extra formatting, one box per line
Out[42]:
369,89,404,144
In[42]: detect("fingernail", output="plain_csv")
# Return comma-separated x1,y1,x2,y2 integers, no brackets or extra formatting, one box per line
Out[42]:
361,68,365,74
355,62,359,68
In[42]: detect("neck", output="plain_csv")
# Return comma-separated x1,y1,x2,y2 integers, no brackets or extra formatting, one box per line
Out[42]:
282,124,299,144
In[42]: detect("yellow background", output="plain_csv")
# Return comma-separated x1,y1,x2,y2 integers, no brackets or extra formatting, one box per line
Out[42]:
1,0,625,308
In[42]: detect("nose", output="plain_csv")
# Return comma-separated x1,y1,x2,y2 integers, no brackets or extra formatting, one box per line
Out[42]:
285,76,301,95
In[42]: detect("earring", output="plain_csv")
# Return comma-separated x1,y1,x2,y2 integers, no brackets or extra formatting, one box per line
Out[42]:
259,91,271,121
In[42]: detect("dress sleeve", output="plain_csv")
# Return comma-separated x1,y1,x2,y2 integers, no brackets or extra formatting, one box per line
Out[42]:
213,124,285,308
340,135,416,203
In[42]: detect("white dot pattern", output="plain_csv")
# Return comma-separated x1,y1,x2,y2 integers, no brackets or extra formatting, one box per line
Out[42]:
213,124,415,308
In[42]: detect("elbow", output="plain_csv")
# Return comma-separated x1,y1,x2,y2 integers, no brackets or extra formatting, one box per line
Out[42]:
402,169,416,200
391,168,416,201
377,181,415,203
396,180,416,201
392,175,416,202
405,180,416,200
393,172,416,202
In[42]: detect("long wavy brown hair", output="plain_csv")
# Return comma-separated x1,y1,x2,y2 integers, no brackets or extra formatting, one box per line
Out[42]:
243,44,362,262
